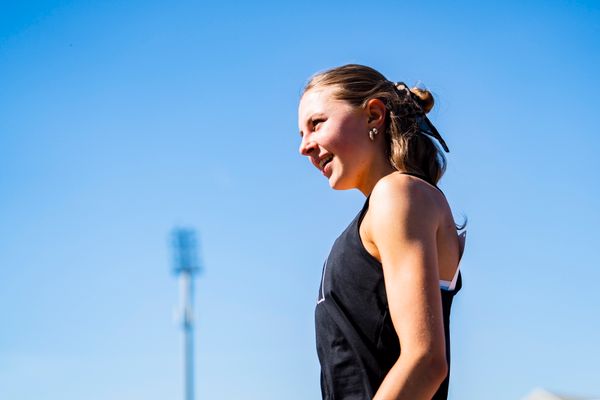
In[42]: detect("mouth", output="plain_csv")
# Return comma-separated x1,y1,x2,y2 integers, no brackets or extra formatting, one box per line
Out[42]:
318,155,334,171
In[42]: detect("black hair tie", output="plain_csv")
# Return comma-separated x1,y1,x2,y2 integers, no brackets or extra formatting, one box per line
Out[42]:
393,81,450,153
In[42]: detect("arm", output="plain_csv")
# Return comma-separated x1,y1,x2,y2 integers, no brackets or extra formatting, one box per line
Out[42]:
368,176,448,400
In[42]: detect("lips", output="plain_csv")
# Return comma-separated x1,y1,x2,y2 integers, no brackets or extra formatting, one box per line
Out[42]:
318,155,334,171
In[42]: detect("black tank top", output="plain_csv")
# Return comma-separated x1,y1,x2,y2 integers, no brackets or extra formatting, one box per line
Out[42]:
315,172,462,400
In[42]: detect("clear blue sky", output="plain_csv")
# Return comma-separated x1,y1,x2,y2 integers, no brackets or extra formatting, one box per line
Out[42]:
1,1,599,399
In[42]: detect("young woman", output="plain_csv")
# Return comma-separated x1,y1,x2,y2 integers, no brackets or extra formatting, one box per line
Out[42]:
297,64,466,400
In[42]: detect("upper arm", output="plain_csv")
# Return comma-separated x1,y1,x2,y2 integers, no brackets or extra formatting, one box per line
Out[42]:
369,176,446,361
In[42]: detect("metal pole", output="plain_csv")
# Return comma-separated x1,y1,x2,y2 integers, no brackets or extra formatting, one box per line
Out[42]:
182,271,194,400
172,228,200,400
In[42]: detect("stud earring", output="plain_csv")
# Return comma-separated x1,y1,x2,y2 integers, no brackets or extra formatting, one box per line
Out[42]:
369,127,378,141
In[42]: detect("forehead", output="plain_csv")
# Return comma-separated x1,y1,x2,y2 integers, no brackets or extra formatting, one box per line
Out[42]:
298,86,343,121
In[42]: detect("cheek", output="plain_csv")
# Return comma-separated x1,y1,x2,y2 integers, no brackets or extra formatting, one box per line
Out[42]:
341,114,366,139
330,117,366,155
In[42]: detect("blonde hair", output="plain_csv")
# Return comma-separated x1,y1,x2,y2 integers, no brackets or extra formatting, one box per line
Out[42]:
303,64,447,185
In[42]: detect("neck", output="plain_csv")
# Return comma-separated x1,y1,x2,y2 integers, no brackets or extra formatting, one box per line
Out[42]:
356,157,397,197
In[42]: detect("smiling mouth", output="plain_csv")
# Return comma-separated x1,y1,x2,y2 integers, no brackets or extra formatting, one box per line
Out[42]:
319,155,334,170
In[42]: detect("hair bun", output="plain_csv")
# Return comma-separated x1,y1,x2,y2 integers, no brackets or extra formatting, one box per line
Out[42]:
410,87,434,114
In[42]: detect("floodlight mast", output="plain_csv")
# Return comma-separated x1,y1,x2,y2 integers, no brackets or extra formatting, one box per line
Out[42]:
172,228,201,400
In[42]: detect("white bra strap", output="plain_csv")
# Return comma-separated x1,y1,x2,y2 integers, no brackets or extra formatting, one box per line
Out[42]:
440,230,466,291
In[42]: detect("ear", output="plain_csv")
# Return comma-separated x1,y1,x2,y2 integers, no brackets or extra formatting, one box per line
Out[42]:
365,98,387,129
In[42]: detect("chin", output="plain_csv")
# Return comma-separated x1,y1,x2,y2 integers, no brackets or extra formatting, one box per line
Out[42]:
328,176,354,191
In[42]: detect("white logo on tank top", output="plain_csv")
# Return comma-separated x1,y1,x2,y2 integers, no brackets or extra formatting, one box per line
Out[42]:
317,255,330,304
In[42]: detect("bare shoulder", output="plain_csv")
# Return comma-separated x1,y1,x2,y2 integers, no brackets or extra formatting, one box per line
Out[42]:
368,172,444,229
359,172,449,263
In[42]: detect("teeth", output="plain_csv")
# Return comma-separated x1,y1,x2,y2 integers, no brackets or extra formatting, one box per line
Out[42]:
319,155,333,170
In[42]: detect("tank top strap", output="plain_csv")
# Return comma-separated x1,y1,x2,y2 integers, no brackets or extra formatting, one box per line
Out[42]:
357,193,372,225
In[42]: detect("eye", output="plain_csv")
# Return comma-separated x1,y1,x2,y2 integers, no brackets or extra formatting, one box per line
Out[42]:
312,118,325,129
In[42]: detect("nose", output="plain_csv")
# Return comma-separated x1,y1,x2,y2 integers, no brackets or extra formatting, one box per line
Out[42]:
299,136,318,156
